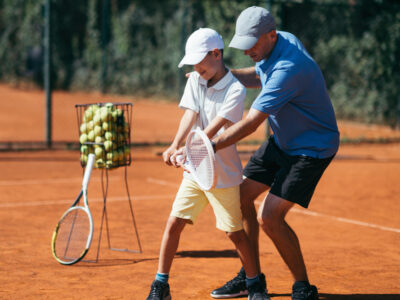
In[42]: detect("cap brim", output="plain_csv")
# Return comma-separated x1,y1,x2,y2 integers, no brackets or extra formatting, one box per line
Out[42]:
178,52,208,68
229,35,259,50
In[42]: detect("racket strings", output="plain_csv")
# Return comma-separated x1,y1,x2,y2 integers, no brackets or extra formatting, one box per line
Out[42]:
187,133,214,189
54,209,90,262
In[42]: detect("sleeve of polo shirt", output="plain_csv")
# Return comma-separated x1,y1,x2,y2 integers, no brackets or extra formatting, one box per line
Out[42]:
179,73,199,113
217,83,246,123
252,67,297,115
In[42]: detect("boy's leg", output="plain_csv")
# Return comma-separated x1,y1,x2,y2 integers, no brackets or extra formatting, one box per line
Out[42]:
146,216,186,300
226,229,257,278
206,183,269,299
227,229,270,300
157,216,187,274
147,178,207,300
210,178,268,299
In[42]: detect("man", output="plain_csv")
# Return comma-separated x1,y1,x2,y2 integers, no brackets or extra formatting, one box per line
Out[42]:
209,6,339,300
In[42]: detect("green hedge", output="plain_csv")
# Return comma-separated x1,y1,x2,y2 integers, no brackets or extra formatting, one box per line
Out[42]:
0,0,399,127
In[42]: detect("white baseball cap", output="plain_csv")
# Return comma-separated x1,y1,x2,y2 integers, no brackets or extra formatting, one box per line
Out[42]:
178,28,224,68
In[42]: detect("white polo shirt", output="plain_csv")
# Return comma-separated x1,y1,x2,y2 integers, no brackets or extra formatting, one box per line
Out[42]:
179,71,246,188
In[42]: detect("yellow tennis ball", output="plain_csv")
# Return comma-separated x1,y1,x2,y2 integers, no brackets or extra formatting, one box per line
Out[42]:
106,151,114,161
93,113,101,126
80,123,88,133
95,158,105,168
79,133,88,144
84,109,93,122
80,145,89,155
86,120,94,131
95,136,104,145
105,102,114,111
104,131,115,141
100,107,111,122
112,150,119,162
105,160,113,168
95,147,104,159
87,130,95,142
104,140,113,152
80,154,88,164
90,104,100,112
102,121,110,132
94,125,103,137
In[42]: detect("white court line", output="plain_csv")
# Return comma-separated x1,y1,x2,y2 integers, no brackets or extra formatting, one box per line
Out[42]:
151,179,400,234
147,177,180,187
0,176,120,187
4,175,398,234
291,208,400,234
0,195,175,208
254,200,400,234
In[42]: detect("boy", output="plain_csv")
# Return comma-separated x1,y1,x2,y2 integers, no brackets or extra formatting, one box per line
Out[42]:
145,28,269,300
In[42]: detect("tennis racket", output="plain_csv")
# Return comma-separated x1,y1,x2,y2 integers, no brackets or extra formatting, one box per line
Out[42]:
177,128,216,191
51,153,95,265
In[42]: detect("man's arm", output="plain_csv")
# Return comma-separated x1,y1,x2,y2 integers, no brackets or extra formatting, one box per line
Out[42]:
203,116,232,140
231,67,261,88
213,108,268,151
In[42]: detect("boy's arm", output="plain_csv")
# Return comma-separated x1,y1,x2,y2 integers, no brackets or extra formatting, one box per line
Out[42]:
231,67,261,88
162,109,197,165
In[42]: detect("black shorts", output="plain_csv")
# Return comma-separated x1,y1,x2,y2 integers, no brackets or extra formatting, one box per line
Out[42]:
243,136,335,208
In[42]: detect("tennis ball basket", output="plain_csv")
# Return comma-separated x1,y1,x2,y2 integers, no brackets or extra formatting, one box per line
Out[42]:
75,102,132,169
74,102,142,261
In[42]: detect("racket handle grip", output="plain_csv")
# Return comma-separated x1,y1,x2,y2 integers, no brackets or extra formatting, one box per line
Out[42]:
176,155,185,164
82,154,95,189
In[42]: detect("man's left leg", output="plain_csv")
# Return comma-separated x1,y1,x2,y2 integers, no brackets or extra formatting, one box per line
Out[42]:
257,193,318,300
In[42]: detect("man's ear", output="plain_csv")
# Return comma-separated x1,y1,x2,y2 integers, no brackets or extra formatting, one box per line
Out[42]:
269,30,277,41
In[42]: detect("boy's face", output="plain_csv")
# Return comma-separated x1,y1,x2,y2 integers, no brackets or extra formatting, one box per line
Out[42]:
194,50,221,81
244,30,277,62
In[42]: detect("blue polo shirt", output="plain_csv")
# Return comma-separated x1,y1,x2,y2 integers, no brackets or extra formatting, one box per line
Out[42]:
252,31,339,158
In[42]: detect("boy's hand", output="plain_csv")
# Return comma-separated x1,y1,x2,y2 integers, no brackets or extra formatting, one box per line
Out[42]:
170,147,186,169
162,146,177,166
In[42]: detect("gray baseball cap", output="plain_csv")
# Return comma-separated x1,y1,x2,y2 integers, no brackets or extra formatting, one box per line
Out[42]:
229,6,276,50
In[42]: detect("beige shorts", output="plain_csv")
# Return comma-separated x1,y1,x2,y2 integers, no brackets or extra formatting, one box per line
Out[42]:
170,178,243,232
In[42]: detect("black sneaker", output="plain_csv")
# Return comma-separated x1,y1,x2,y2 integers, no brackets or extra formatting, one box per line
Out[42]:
146,280,171,300
210,267,267,299
248,281,270,300
292,282,318,300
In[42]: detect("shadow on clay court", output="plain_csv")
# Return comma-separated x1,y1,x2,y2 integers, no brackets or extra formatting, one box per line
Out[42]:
317,294,400,300
176,249,239,258
242,294,400,299
76,257,159,268
69,250,239,268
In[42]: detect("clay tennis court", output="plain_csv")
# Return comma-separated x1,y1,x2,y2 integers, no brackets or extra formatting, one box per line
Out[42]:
0,84,399,299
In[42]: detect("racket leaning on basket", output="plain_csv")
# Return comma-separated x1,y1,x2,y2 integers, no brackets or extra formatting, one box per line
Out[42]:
51,153,95,265
177,128,217,191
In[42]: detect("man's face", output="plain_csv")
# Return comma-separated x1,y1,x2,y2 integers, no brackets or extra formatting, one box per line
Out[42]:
244,31,277,62
194,50,220,81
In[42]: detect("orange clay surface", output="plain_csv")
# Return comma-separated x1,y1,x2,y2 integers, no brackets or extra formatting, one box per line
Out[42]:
0,84,399,300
